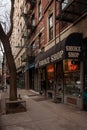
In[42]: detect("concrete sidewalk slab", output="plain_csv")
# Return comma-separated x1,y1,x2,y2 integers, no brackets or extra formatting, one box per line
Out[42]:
0,89,87,130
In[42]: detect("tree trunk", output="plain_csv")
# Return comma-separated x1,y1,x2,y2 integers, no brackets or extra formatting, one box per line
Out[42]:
0,24,17,100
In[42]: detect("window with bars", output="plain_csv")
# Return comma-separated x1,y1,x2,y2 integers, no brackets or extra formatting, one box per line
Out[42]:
62,0,68,10
60,0,69,29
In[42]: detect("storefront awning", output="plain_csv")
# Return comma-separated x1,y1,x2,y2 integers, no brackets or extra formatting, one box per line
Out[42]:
35,33,83,67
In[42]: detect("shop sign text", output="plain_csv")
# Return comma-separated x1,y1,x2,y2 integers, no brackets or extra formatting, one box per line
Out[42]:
39,50,64,66
66,45,81,58
39,57,50,66
51,50,64,62
38,46,81,67
66,46,81,52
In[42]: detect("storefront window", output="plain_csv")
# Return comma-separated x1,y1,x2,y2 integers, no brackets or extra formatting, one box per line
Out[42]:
56,61,63,91
63,59,81,97
63,59,79,72
40,68,46,91
47,64,55,90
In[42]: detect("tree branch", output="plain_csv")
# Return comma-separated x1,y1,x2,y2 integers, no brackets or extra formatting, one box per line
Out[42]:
7,0,15,37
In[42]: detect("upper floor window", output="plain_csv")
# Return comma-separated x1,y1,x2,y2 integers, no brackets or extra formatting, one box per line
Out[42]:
38,0,42,20
38,33,42,48
49,13,53,41
62,0,68,10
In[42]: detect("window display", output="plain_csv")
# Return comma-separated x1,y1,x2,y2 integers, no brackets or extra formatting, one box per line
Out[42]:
47,64,55,90
63,59,81,97
63,59,79,72
56,62,63,93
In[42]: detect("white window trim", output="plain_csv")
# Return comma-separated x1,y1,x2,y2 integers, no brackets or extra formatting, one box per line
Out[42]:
38,0,42,21
47,11,54,43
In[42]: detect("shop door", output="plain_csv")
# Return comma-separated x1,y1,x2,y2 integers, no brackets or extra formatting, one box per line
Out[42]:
56,62,64,102
46,64,55,98
40,68,46,93
29,69,34,89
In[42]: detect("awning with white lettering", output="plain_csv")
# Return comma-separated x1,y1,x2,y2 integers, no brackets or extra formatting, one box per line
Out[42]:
35,33,82,67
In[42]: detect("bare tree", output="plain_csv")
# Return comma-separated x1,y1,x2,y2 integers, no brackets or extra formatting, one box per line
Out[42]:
0,0,17,100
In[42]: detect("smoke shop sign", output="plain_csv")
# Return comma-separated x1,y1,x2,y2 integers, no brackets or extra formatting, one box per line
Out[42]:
38,45,81,67
66,45,81,58
39,50,64,66
39,57,50,66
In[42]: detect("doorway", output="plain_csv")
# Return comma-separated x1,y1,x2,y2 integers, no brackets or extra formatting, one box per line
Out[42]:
29,68,34,89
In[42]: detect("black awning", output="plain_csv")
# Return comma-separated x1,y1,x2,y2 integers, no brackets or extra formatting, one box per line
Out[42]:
35,38,66,62
35,33,82,67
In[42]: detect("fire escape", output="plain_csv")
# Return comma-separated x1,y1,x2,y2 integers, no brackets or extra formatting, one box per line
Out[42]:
21,0,37,37
56,0,87,23
21,0,37,69
26,0,37,10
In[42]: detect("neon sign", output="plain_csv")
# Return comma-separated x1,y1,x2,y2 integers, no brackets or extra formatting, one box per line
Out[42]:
68,61,78,71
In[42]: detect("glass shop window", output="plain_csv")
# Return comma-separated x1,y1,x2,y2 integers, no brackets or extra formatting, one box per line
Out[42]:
63,59,81,97
47,64,55,90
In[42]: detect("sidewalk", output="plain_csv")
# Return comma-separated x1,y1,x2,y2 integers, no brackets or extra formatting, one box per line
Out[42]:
0,89,87,130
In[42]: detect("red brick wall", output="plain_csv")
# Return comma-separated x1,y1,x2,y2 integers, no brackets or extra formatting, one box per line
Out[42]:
27,0,61,50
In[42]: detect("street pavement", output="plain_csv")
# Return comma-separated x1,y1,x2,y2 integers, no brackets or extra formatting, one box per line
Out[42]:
0,89,87,130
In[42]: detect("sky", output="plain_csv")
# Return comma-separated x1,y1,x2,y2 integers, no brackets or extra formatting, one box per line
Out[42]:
0,0,11,32
0,0,11,67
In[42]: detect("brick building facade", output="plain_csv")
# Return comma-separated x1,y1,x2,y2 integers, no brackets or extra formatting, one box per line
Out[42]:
13,0,87,109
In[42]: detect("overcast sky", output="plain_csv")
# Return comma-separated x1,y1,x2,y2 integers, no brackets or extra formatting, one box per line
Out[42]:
0,0,11,32
0,0,11,65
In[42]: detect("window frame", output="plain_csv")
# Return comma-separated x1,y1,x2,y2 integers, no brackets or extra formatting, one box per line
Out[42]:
38,33,42,49
48,13,53,41
61,0,68,10
31,41,35,56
